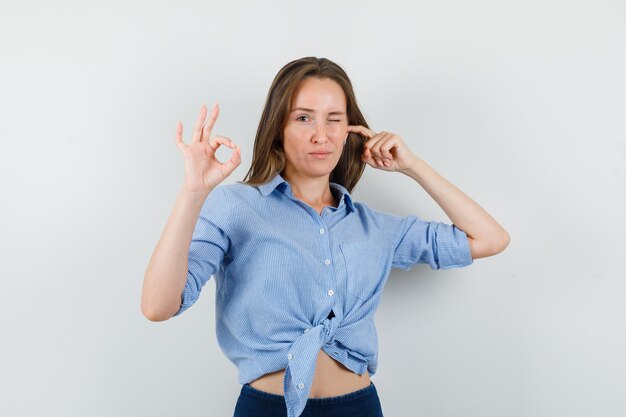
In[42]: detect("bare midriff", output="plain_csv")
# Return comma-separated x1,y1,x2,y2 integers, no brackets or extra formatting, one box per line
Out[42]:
249,348,371,398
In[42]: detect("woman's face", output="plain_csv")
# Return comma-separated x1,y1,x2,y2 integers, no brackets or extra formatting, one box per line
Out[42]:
282,77,348,180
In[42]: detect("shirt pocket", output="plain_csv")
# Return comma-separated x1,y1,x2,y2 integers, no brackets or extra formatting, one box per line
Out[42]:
338,241,384,301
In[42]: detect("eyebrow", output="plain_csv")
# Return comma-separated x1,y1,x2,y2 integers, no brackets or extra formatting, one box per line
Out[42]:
290,107,346,115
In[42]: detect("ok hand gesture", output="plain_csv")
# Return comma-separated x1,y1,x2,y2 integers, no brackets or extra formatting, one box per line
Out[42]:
175,103,241,193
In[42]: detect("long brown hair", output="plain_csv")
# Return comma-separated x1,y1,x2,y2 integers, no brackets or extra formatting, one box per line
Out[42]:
239,56,370,194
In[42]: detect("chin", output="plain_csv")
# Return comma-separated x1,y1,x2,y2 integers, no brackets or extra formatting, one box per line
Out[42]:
305,165,335,177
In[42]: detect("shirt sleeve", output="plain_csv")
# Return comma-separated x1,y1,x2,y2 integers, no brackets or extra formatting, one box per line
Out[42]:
172,186,231,317
370,208,473,271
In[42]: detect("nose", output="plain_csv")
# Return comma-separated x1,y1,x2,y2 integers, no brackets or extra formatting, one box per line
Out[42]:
312,121,328,143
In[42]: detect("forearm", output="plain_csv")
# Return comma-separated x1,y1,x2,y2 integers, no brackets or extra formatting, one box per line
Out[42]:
401,158,509,247
141,185,211,321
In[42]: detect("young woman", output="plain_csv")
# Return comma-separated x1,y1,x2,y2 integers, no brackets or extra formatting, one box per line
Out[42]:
141,57,510,417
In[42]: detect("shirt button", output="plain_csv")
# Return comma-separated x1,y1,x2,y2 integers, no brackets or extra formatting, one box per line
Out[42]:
298,383,305,389
288,353,293,360
328,289,334,296
319,228,325,234
303,328,309,333
325,259,331,265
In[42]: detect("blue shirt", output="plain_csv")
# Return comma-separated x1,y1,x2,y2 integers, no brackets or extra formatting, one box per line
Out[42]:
173,172,473,417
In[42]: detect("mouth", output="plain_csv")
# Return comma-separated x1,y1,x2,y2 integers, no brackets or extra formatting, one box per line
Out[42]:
310,151,331,159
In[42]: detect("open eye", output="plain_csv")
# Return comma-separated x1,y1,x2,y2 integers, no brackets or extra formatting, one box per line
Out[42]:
296,115,310,122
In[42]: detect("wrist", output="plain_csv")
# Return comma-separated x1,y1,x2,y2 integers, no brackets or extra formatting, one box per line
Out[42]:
399,158,424,176
179,185,212,202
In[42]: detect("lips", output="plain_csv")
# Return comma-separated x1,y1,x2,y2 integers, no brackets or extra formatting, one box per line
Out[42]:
310,151,331,159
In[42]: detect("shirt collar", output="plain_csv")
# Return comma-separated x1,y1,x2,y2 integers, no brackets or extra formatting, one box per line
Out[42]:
257,172,355,212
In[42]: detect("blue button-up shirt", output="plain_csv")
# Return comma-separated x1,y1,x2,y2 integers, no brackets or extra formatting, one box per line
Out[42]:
173,171,473,417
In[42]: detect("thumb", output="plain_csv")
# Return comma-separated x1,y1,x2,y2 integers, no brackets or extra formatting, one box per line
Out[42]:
361,150,376,167
222,146,242,176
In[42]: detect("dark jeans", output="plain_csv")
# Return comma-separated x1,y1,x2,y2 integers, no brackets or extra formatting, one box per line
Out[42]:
233,381,384,417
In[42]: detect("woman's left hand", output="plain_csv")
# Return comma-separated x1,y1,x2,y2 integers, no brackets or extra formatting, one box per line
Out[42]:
347,125,421,173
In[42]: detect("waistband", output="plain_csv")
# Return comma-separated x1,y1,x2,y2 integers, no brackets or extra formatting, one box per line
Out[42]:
241,381,377,407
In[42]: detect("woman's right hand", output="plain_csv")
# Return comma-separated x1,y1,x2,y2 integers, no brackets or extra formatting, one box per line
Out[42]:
175,102,241,194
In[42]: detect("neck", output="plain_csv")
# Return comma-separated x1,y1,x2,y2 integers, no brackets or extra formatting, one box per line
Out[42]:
282,169,335,207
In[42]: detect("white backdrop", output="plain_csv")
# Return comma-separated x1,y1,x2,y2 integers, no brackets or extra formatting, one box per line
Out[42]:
1,1,625,416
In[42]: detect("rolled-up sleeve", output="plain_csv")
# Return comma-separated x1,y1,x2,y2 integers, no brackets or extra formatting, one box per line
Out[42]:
172,186,231,317
392,214,473,270
369,207,473,271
